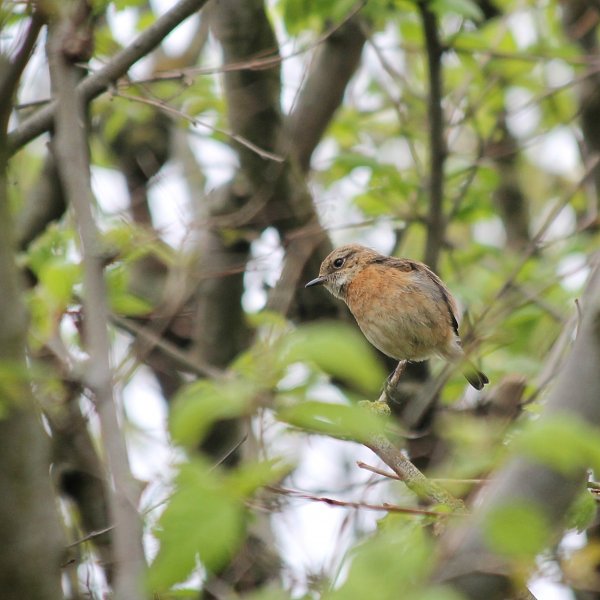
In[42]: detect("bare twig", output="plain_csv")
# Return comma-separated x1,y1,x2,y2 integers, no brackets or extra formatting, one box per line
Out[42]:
268,486,458,517
48,12,145,600
110,314,224,379
287,12,366,171
113,89,284,162
68,526,115,549
0,10,43,127
9,0,210,154
121,0,367,87
356,460,403,480
356,461,486,485
575,297,584,331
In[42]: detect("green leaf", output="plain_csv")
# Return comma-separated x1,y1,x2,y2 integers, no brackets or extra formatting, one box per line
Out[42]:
430,0,484,20
169,379,254,448
326,518,432,600
226,459,292,497
277,400,387,442
484,501,551,559
567,490,597,533
148,460,245,591
109,291,152,316
0,360,38,409
281,322,386,395
38,260,80,306
516,415,600,475
105,264,154,315
112,0,146,10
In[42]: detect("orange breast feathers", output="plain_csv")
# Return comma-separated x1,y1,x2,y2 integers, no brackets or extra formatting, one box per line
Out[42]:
344,262,458,361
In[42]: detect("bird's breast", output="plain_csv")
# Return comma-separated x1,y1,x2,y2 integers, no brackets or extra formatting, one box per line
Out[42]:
345,265,452,361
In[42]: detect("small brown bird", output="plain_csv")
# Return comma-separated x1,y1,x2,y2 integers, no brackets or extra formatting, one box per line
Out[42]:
305,244,488,390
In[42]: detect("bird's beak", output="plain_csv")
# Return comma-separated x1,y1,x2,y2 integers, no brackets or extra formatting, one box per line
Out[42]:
305,276,326,288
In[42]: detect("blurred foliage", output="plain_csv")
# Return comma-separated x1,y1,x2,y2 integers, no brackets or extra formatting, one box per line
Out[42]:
6,0,600,597
516,415,600,476
484,500,552,560
149,457,289,590
325,517,438,600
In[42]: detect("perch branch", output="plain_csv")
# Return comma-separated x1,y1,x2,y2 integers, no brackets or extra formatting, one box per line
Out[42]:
361,360,464,510
365,433,465,511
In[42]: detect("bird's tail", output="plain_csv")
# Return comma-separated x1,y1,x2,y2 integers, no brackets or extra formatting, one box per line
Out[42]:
463,362,489,390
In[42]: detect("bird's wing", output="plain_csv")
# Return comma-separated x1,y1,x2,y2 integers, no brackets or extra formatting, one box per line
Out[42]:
374,256,460,336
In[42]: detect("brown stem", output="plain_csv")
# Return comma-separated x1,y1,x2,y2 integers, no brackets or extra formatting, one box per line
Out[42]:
287,14,366,171
419,1,446,271
0,11,43,130
365,434,465,510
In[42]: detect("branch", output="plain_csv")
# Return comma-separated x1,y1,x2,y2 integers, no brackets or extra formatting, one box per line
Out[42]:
8,0,209,154
113,89,284,162
0,11,43,129
418,1,446,271
48,12,145,599
111,314,224,379
269,485,458,517
356,461,486,485
15,153,66,249
50,390,113,579
358,384,464,510
489,114,530,250
211,0,283,187
365,433,465,511
287,13,366,171
0,16,64,599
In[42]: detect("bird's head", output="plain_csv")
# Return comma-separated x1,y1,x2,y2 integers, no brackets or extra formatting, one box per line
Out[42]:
305,244,379,299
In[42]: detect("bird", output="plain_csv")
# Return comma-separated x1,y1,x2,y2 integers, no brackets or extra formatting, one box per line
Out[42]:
305,243,488,390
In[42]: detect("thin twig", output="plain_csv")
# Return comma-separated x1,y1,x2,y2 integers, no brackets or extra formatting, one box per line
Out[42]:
121,0,367,86
113,89,284,162
356,461,486,485
0,10,43,125
68,526,115,548
268,485,460,517
9,0,210,154
356,460,402,480
575,298,583,332
110,314,225,379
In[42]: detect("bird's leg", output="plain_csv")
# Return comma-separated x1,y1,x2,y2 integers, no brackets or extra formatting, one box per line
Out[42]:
379,360,408,404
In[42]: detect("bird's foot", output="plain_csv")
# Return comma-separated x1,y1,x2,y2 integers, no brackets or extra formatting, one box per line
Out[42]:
359,399,391,416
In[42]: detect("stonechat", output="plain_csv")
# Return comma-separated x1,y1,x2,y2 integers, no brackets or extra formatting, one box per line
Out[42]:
305,244,488,390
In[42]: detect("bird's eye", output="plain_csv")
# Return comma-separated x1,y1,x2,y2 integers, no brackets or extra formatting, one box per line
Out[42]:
333,257,345,269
